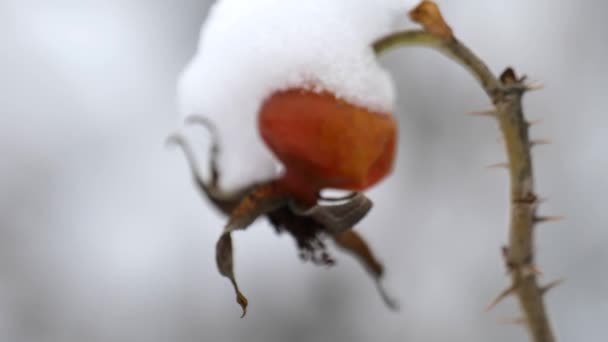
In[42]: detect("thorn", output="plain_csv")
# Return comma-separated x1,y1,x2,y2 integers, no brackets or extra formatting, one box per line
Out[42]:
534,215,565,224
530,139,552,147
486,284,517,311
468,109,497,117
501,246,510,259
531,265,543,276
540,278,565,295
526,81,545,91
498,317,527,325
486,163,509,170
522,264,543,277
526,118,544,127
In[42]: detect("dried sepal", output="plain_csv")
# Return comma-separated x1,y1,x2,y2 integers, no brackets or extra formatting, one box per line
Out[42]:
226,183,288,231
333,230,383,278
332,230,399,310
216,183,289,317
290,193,373,234
167,126,249,214
216,233,248,317
185,115,221,188
171,120,394,315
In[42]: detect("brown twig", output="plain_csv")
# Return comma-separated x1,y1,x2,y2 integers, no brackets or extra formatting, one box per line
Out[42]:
374,1,556,341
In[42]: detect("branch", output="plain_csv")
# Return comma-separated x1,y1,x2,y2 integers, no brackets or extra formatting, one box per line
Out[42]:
374,2,556,341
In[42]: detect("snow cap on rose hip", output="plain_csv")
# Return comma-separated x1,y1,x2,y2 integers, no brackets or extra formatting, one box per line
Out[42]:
178,0,418,194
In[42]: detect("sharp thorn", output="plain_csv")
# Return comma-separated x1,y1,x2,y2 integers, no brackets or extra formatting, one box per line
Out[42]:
527,118,544,127
522,264,543,277
501,246,510,259
485,284,517,312
486,163,509,170
534,215,565,224
540,278,565,295
468,109,497,117
526,81,545,91
530,139,552,147
498,317,527,325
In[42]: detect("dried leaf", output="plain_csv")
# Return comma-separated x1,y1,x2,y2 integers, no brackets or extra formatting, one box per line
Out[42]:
226,183,287,231
333,230,383,276
168,129,250,215
333,230,399,310
409,1,453,39
290,193,373,234
215,183,289,317
216,233,248,317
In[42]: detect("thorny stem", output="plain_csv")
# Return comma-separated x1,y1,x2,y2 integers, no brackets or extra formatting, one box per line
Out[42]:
373,5,556,342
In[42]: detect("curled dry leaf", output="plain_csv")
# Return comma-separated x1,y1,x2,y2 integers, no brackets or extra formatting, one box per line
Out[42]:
216,234,248,317
216,183,289,317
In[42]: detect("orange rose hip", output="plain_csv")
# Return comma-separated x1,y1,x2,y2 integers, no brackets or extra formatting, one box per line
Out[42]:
259,89,397,205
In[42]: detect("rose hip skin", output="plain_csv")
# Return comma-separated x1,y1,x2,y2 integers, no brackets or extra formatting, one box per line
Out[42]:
259,89,397,205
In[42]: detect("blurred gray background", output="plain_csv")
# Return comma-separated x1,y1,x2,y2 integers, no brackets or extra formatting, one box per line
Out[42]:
0,0,605,341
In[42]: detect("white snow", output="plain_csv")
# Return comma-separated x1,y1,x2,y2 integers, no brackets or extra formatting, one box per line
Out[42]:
178,0,418,193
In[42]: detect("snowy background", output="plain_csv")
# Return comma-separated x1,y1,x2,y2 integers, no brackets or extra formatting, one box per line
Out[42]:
0,0,606,341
